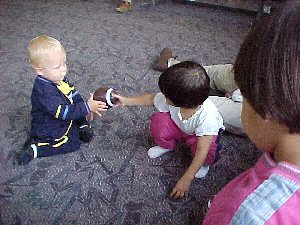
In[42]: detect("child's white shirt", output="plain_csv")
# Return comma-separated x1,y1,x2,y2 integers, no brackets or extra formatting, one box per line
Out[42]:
154,93,224,136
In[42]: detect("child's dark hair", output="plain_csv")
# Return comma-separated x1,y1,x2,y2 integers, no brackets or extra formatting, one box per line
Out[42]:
158,61,210,108
234,2,300,133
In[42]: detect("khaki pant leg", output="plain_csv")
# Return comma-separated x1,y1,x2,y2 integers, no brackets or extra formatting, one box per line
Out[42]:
204,64,238,92
209,96,244,136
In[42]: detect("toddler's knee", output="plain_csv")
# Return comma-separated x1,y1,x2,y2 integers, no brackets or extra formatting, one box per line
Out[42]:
150,112,173,137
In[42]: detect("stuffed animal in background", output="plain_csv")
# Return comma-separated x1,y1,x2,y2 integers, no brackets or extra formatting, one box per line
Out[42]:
93,86,118,108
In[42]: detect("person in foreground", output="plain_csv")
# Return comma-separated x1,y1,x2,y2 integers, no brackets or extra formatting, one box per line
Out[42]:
13,35,107,165
115,61,225,199
204,2,300,224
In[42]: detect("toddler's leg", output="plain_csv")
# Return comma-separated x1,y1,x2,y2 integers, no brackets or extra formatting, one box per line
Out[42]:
149,112,182,158
12,137,35,165
194,166,210,178
185,129,223,178
186,136,211,178
13,127,82,165
37,126,81,157
35,135,81,158
186,135,219,164
12,137,81,165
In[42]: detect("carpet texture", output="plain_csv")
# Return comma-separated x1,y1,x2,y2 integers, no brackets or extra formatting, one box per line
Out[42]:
0,0,261,224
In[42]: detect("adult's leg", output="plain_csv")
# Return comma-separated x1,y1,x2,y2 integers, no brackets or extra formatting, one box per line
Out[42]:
209,96,244,135
203,64,238,92
204,64,244,135
156,51,237,92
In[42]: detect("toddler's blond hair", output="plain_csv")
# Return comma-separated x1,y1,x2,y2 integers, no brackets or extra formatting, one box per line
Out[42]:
28,35,65,67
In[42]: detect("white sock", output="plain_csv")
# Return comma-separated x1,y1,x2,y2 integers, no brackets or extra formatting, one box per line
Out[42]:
232,89,243,102
167,58,180,67
147,146,172,159
195,166,210,178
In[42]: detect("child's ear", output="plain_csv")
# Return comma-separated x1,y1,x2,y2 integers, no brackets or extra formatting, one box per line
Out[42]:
32,65,44,76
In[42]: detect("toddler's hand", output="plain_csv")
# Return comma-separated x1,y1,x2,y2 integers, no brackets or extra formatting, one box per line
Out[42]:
170,175,192,199
87,93,108,117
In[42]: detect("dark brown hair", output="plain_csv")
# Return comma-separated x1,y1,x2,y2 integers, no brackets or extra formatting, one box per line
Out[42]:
158,61,210,108
234,2,300,133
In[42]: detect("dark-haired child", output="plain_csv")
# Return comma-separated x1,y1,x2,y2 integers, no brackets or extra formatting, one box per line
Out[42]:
154,47,244,136
204,2,300,224
115,61,224,199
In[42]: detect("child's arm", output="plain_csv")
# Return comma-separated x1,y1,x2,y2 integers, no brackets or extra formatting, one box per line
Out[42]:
170,135,213,199
113,93,156,106
39,90,108,121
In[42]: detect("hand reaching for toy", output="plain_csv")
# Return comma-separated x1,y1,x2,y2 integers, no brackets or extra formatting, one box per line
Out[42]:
87,93,108,117
112,93,130,106
113,93,155,106
170,175,192,199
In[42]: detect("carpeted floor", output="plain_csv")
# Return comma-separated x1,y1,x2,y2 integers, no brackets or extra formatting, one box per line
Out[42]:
0,0,261,224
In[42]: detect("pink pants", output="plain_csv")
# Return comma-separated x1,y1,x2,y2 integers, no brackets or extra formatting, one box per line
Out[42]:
150,112,221,165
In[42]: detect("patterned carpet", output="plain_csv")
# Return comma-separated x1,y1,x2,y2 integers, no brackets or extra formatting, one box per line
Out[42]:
0,0,261,224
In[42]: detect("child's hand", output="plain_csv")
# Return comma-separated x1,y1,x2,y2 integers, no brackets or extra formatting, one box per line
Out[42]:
170,175,192,199
87,93,108,117
112,93,129,106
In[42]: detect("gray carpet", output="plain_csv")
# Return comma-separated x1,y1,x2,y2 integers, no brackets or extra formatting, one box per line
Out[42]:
0,0,261,224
